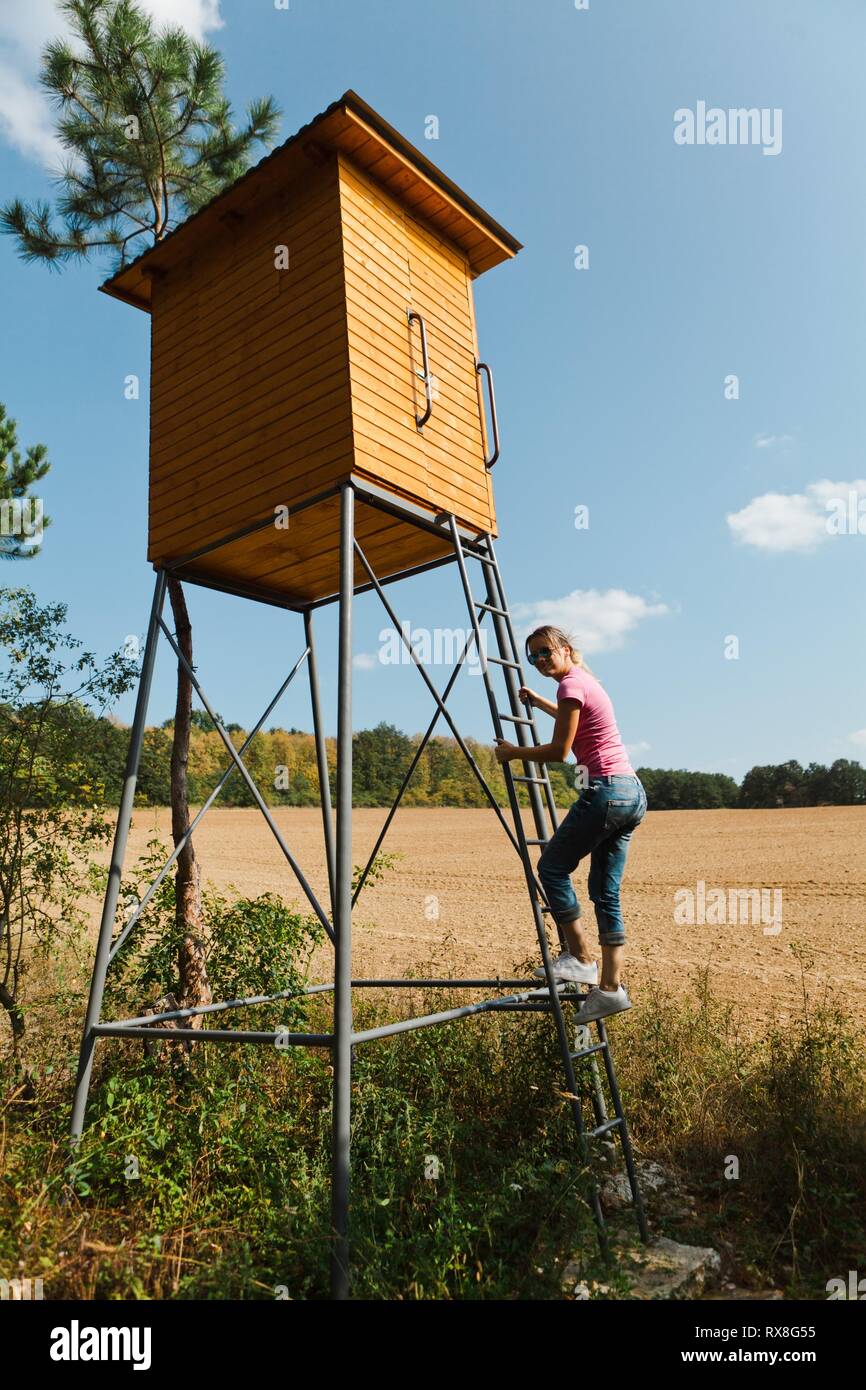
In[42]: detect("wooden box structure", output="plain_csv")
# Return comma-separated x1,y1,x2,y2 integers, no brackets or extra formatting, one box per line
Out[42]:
101,90,522,608
75,94,649,1300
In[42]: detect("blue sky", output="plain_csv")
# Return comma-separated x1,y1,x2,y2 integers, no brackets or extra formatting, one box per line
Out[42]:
1,0,864,782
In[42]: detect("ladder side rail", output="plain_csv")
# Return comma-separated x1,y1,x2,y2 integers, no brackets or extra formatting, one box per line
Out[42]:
485,535,562,832
572,1014,616,1150
448,518,610,1242
352,536,527,861
596,1017,650,1242
457,536,567,923
448,521,547,881
474,537,620,1177
480,558,552,847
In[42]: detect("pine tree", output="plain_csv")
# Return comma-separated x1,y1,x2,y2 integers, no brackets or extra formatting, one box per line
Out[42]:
1,0,280,266
0,0,281,1010
0,403,51,560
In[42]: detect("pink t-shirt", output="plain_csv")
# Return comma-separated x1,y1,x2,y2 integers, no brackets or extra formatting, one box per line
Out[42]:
556,665,635,778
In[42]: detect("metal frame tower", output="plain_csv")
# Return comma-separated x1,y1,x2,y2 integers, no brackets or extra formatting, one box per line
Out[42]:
70,475,648,1300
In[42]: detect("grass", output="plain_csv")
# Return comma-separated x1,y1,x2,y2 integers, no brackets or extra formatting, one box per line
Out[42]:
615,952,866,1295
2,925,864,1300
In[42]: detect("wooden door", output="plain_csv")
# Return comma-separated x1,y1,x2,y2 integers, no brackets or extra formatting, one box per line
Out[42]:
404,217,494,531
339,154,496,534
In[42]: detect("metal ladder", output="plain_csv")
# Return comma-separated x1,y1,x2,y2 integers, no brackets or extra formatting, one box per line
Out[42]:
447,517,649,1251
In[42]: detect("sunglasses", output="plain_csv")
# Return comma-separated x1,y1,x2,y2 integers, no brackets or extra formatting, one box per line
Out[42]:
526,647,554,666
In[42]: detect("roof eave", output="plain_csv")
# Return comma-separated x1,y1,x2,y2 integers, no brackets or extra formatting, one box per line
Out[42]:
99,90,522,311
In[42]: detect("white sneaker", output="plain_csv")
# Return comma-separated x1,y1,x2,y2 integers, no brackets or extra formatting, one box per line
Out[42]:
573,984,632,1022
532,952,599,986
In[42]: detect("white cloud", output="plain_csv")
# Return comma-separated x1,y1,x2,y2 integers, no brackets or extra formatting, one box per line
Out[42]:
849,729,866,750
753,432,795,450
727,490,826,552
135,1,223,41
352,652,377,670
0,0,64,60
0,59,59,164
0,0,223,170
510,588,669,654
727,479,866,552
626,740,651,758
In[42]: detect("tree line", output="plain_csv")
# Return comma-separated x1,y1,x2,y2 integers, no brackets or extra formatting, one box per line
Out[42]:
20,704,866,811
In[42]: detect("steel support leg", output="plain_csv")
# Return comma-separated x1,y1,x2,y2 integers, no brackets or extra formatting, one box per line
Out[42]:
305,607,336,918
331,483,354,1299
69,570,167,1145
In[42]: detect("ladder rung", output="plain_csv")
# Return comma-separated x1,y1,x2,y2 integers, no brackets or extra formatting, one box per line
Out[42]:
476,601,508,617
512,775,546,784
488,656,520,669
525,838,548,846
498,713,532,725
569,1042,609,1060
466,550,496,567
588,1117,623,1139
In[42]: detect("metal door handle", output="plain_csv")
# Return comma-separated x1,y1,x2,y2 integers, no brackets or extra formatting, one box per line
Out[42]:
408,310,433,429
476,359,500,468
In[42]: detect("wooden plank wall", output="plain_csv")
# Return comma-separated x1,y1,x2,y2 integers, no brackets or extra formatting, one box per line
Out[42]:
338,154,496,535
148,158,355,565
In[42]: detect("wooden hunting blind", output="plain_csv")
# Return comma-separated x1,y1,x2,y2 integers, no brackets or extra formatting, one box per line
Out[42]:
101,90,522,607
78,93,650,1299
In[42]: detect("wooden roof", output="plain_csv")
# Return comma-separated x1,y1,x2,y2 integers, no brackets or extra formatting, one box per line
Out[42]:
100,90,522,312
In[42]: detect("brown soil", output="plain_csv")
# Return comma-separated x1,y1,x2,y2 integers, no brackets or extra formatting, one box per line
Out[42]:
102,804,866,1031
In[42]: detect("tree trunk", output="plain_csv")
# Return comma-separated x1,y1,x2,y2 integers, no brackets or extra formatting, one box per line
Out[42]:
166,576,211,1032
0,980,25,1046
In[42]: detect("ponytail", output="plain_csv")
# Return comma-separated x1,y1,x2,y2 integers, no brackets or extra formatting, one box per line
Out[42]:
524,625,598,680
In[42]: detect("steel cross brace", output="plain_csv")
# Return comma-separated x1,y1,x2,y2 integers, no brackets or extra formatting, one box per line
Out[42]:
108,644,316,964
351,534,556,912
156,616,335,944
352,622,477,905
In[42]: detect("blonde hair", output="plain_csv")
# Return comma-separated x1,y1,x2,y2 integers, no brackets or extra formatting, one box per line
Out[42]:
525,625,598,680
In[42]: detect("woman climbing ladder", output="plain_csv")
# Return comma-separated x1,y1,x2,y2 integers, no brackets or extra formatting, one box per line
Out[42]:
493,624,646,1023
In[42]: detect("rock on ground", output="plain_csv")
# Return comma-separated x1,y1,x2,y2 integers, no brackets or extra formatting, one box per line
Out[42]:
563,1237,721,1300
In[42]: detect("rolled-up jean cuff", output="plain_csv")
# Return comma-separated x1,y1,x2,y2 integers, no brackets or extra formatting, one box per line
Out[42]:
553,908,582,926
599,935,625,947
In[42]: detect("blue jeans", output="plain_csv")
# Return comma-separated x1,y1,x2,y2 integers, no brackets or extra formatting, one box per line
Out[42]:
537,775,647,947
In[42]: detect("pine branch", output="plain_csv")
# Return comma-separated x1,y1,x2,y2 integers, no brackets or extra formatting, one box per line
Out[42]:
2,0,281,270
